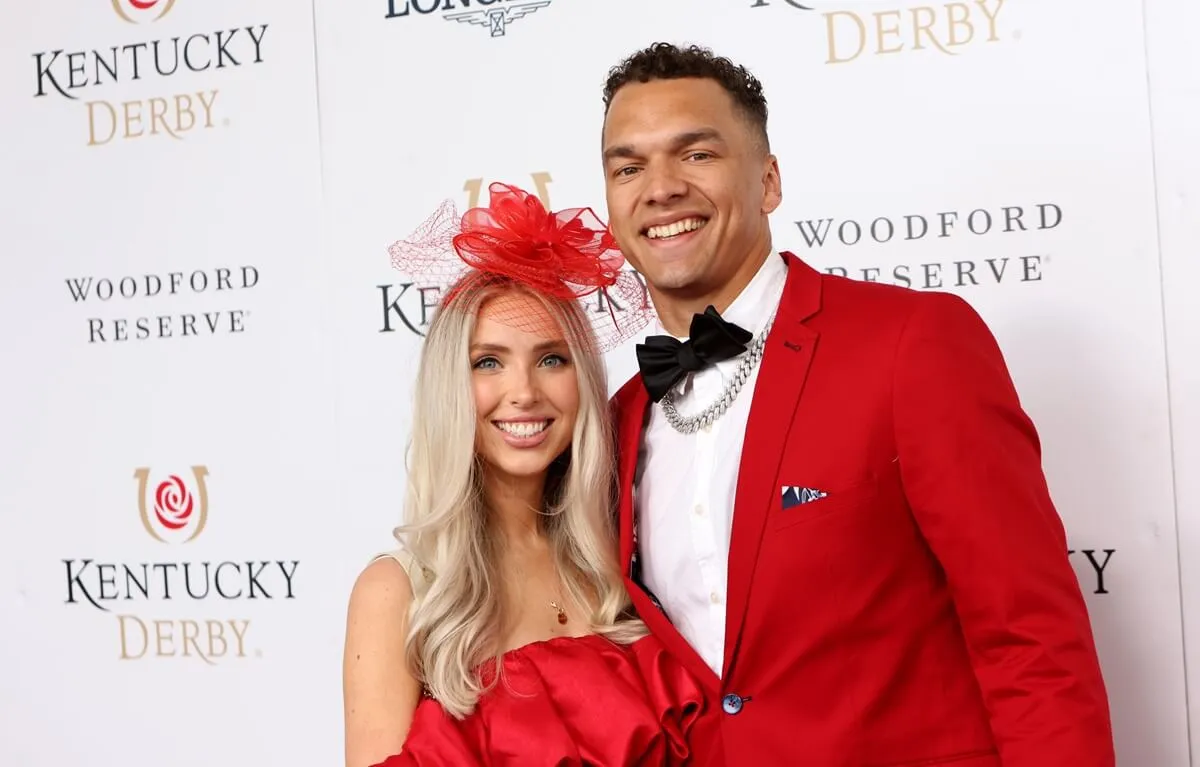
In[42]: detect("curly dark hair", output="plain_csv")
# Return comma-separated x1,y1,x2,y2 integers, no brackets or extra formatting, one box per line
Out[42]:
602,43,770,149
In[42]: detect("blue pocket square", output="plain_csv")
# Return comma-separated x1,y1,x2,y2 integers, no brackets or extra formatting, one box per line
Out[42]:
782,486,828,510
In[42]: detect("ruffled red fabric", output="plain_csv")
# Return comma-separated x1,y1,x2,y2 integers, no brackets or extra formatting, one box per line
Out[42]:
372,634,708,767
387,183,654,354
451,184,624,303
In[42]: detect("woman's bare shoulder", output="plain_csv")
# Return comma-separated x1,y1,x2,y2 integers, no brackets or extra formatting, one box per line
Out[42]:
343,553,422,767
348,553,416,627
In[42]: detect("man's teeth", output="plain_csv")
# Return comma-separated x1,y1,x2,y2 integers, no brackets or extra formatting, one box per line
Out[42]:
497,421,549,437
646,218,705,239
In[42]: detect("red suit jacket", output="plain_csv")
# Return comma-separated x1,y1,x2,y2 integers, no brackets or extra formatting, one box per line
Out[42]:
613,252,1114,766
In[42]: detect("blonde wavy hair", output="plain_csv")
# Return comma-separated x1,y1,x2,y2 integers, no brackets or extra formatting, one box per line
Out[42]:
394,272,647,718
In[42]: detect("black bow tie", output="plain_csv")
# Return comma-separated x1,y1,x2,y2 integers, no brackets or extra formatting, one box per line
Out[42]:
635,306,753,403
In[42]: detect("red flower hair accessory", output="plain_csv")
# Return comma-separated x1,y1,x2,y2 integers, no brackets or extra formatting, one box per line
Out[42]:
388,182,653,353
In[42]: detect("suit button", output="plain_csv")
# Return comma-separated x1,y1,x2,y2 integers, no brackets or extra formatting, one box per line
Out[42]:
721,693,744,714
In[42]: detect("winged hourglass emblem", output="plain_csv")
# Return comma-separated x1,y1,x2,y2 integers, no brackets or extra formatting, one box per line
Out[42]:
444,1,552,37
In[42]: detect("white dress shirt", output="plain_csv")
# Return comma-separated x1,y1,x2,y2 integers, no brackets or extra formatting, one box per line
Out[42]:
634,252,788,677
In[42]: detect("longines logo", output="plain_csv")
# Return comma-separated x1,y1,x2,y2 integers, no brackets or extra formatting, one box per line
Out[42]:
62,465,302,665
64,265,259,344
749,0,813,7
111,0,178,24
378,172,647,337
792,202,1061,290
385,0,553,38
31,2,269,146
750,0,1009,64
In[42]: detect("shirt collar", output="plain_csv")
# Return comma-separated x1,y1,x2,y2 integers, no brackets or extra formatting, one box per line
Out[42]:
648,250,788,341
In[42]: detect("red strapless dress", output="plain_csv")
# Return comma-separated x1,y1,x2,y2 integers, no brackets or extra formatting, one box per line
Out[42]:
372,633,710,766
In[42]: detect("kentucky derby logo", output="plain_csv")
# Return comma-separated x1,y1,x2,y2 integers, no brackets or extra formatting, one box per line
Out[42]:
134,466,210,543
112,0,178,23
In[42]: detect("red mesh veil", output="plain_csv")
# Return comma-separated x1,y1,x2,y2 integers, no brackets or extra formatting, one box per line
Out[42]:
388,182,653,352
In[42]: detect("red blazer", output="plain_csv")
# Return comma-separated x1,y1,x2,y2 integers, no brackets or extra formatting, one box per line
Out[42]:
613,252,1114,767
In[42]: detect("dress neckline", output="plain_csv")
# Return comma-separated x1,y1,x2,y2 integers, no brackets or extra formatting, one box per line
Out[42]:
494,632,610,663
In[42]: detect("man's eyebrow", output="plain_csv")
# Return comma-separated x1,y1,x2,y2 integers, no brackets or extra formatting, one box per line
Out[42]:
603,128,727,162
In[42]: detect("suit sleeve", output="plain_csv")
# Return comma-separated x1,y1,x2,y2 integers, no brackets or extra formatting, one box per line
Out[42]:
892,291,1115,766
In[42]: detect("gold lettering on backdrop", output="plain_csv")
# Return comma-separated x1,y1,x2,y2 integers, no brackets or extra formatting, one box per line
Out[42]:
118,615,250,665
875,11,905,55
824,0,1005,64
154,617,175,656
976,0,1004,40
946,3,974,46
912,7,945,52
86,89,220,146
118,614,148,659
824,11,865,62
463,172,553,210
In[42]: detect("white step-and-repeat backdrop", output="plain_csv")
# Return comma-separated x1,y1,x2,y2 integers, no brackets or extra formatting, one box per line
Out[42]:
1,1,1197,765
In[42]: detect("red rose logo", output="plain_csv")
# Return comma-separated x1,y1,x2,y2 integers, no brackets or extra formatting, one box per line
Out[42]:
111,0,177,23
154,475,194,530
135,466,210,543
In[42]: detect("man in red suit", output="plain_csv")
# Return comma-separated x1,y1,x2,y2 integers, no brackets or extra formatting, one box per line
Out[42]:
599,43,1115,766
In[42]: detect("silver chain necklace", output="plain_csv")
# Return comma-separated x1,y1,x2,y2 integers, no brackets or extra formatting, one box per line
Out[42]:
659,313,776,435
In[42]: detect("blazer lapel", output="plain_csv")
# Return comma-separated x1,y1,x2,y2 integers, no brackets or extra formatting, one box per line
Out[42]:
722,252,822,678
614,380,721,694
624,577,721,694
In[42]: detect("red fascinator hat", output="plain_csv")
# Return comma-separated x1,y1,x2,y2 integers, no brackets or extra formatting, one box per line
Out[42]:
388,182,653,353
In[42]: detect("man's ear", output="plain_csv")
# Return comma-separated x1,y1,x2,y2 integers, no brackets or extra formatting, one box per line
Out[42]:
762,154,782,214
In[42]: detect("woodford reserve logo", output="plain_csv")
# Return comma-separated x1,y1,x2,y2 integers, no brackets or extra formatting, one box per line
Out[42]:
61,466,301,665
792,201,1062,290
64,265,259,345
30,1,269,146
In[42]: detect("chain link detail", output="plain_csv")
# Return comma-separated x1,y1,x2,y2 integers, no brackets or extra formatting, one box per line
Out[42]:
659,313,776,435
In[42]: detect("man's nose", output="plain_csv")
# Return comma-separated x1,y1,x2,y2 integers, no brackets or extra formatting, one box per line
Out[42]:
642,162,688,205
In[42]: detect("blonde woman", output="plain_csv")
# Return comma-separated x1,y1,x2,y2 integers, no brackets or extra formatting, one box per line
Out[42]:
343,184,712,767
